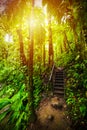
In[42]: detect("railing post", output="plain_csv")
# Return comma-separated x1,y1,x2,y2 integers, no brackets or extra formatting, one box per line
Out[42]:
49,64,55,93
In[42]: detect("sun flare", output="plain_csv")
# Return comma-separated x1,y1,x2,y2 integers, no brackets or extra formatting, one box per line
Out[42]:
4,34,13,43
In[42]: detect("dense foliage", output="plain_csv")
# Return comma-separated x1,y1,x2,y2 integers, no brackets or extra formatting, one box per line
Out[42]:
0,0,87,130
65,52,87,129
0,58,42,130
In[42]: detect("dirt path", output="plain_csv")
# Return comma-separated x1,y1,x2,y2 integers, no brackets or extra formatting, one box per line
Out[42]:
28,96,72,130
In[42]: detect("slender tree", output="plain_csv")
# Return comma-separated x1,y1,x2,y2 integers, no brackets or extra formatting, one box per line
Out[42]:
48,12,54,67
28,0,36,122
43,43,46,67
17,29,27,66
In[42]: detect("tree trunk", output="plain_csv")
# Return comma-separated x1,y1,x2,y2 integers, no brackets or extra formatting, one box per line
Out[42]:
43,43,46,67
17,29,27,66
28,0,36,123
48,13,54,68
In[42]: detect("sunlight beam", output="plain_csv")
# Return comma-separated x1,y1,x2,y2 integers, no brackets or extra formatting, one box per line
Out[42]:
4,34,13,43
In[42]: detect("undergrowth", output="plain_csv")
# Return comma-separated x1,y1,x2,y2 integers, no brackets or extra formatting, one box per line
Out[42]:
65,55,87,130
0,59,42,130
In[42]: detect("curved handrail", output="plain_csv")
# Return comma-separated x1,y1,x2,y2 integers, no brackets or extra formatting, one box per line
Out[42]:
49,64,55,81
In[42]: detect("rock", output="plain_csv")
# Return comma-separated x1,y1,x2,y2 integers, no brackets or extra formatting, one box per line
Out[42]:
51,103,63,110
44,102,48,106
42,93,48,99
51,97,59,103
47,115,54,121
63,104,67,109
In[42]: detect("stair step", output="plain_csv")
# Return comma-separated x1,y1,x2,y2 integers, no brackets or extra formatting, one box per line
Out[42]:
56,73,64,75
53,69,65,97
55,74,64,76
53,90,64,95
56,70,64,72
55,83,64,85
55,72,64,74
54,85,64,87
55,73,64,75
56,72,64,74
54,87,64,90
55,81,64,85
55,78,64,80
54,86,64,88
54,84,64,87
55,76,64,78
54,83,64,86
55,81,64,83
55,80,64,82
55,77,64,80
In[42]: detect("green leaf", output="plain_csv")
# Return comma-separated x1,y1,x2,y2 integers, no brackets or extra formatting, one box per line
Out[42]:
80,105,86,117
75,55,80,61
0,111,9,121
0,98,11,110
15,112,25,130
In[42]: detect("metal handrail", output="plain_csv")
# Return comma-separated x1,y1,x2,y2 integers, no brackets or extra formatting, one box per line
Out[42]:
49,64,55,82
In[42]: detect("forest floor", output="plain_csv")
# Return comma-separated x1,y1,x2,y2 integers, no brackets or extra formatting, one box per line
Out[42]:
27,95,73,130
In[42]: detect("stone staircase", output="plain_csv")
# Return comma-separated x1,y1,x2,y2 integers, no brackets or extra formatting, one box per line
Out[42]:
53,69,64,97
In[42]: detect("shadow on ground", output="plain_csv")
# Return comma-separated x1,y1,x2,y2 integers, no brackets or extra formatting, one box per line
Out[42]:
27,96,72,130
